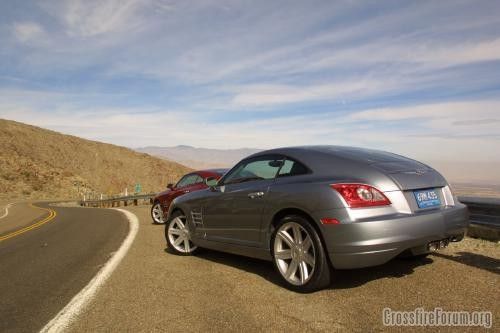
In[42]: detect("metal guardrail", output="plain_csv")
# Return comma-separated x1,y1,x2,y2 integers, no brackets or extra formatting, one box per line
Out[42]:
80,193,157,208
458,196,500,229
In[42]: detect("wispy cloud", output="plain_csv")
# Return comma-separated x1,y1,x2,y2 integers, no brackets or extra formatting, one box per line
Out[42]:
12,22,47,44
228,77,398,107
452,119,500,126
39,0,152,37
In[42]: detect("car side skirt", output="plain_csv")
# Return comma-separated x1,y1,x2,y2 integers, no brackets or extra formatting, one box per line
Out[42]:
193,237,273,261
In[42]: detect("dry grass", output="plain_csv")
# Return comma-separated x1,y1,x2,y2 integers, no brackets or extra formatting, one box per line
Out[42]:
0,119,191,200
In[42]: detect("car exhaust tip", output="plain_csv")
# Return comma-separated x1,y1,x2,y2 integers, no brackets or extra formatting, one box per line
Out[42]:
427,239,450,251
428,242,438,251
450,234,464,242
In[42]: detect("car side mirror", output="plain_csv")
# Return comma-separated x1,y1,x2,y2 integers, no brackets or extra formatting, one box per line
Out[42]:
205,177,218,190
167,183,174,189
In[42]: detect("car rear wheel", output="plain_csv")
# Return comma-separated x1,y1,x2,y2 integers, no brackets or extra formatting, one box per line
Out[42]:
271,215,331,292
166,212,198,255
151,202,165,224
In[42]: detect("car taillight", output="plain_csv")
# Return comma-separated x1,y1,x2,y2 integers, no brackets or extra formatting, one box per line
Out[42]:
320,217,340,225
330,183,391,208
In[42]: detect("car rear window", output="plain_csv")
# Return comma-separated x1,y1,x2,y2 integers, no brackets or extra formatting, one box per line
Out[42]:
278,159,309,177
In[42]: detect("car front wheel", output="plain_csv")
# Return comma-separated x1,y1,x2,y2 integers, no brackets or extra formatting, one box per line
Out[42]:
165,212,198,255
151,202,166,224
271,215,331,292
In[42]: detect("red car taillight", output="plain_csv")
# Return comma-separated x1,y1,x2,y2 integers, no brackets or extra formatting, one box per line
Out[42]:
330,183,391,208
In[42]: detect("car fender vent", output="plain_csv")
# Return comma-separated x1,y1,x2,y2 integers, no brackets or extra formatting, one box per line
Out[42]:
191,210,203,226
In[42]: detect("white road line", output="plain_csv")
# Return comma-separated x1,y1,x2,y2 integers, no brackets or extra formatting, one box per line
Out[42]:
0,203,12,219
40,208,139,333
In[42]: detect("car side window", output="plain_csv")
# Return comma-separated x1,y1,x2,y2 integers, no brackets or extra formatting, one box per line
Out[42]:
175,174,199,188
193,175,204,184
222,156,283,185
277,159,309,177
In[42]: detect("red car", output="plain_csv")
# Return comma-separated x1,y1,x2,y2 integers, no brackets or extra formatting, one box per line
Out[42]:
151,169,227,224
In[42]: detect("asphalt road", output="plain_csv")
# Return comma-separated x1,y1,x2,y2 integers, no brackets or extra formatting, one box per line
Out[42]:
0,202,129,333
68,205,499,332
0,202,46,235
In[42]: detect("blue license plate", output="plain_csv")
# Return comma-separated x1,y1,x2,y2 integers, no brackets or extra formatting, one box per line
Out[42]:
413,189,441,209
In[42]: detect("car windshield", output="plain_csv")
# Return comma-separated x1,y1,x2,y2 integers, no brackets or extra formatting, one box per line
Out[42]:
175,174,200,188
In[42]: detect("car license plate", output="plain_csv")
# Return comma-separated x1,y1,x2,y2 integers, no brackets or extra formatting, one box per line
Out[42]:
414,189,441,209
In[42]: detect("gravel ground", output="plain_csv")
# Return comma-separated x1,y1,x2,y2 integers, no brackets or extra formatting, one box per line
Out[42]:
68,206,499,332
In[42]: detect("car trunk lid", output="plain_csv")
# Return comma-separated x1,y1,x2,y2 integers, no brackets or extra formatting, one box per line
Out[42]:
371,160,447,191
326,147,448,191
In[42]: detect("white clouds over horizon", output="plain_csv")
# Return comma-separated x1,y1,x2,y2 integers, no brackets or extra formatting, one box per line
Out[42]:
2,94,499,164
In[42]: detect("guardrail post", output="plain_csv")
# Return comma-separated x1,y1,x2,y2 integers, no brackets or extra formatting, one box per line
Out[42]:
124,200,128,207
133,199,138,206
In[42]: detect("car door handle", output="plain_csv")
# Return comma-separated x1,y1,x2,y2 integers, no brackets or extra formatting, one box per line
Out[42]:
184,190,190,193
248,191,264,199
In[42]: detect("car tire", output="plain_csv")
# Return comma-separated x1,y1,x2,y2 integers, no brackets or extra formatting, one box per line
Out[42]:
151,202,165,224
165,211,198,256
271,215,331,293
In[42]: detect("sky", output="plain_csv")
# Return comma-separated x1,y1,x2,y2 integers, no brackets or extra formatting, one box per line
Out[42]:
1,0,500,170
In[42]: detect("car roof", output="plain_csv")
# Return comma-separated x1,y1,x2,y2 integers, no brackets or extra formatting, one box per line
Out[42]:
195,168,229,177
249,145,407,162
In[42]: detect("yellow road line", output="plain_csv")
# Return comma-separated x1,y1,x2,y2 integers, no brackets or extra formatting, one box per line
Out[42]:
0,203,57,242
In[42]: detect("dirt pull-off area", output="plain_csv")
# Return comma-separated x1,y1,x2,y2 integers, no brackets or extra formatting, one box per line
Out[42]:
69,206,499,332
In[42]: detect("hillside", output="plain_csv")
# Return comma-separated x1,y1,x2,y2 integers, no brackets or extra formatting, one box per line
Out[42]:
0,119,191,200
136,145,261,169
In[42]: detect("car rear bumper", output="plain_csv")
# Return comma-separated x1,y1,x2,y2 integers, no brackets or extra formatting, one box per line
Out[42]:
316,203,469,269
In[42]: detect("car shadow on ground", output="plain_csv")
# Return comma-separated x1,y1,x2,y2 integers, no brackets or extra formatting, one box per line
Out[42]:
193,249,285,286
331,256,433,290
193,248,434,290
431,252,499,275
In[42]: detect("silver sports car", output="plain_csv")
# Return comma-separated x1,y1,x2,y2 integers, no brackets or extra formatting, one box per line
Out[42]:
165,146,469,292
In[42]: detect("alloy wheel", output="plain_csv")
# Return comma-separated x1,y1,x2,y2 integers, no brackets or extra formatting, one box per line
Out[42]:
152,203,165,224
274,222,316,286
167,215,198,253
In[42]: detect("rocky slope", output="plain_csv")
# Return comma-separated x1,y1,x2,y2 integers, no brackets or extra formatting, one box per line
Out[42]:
0,119,191,200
